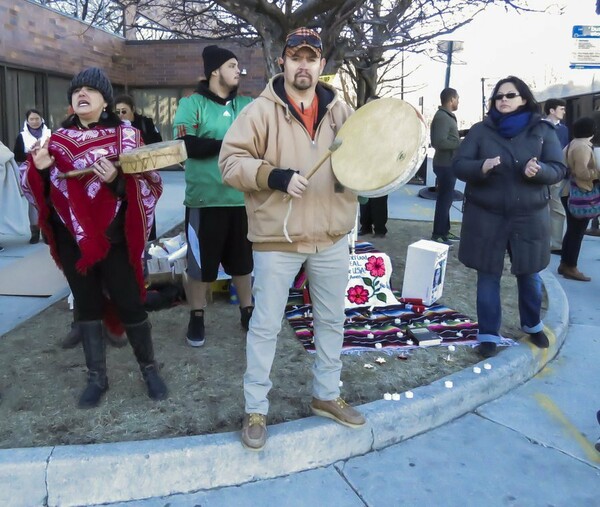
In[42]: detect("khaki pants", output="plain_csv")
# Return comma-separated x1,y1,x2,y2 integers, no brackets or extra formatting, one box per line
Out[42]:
244,239,349,415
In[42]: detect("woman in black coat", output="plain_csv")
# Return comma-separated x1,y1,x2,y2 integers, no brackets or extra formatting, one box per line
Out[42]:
452,76,566,358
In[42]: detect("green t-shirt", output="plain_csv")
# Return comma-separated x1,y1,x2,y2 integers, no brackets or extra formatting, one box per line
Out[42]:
173,92,252,207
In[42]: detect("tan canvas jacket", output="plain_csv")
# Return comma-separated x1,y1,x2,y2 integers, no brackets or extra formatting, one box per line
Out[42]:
564,138,600,195
219,75,357,253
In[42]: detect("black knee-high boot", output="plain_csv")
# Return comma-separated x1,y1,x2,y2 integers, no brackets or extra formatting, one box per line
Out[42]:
125,319,168,400
78,320,108,408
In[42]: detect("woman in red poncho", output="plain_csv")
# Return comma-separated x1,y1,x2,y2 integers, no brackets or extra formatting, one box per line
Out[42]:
22,67,168,408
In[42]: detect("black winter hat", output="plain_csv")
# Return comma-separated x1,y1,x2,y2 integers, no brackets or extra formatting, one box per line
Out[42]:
203,45,238,79
573,117,596,139
67,67,114,104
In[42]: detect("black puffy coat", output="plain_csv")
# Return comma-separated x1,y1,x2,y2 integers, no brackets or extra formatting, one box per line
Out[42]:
132,114,163,145
452,114,566,275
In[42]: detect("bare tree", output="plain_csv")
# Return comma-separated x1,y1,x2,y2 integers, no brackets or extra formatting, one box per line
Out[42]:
32,0,125,35
142,0,541,102
35,0,548,104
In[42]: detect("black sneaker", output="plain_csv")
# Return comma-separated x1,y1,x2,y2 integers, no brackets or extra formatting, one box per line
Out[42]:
529,331,549,349
431,235,453,247
240,306,254,331
446,232,461,242
477,342,497,358
186,310,205,347
358,228,372,236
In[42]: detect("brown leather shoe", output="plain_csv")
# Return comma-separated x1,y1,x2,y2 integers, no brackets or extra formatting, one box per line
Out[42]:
310,397,366,428
241,413,267,451
561,265,591,282
557,263,566,275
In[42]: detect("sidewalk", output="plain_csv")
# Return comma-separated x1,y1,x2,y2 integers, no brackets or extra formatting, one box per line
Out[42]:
2,174,599,506
114,242,598,507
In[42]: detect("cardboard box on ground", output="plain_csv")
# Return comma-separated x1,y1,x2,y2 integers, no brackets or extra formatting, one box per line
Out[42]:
401,239,449,306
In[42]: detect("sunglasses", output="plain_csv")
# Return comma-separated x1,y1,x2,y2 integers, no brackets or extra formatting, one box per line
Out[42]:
285,33,322,50
116,109,130,115
494,92,520,101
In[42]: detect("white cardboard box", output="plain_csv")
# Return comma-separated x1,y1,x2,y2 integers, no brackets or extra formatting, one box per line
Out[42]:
401,239,449,306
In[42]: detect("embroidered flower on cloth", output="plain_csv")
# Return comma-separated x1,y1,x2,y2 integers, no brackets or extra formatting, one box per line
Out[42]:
347,285,369,305
365,255,386,277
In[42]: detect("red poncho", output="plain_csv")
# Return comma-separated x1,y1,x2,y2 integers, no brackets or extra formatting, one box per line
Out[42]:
22,124,163,298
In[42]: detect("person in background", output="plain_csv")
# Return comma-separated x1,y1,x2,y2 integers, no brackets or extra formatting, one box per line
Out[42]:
543,98,569,254
452,76,566,358
173,45,254,348
220,27,366,451
22,67,167,408
114,94,163,241
588,106,600,237
430,88,461,246
114,94,163,146
558,116,599,281
358,95,388,238
13,109,51,244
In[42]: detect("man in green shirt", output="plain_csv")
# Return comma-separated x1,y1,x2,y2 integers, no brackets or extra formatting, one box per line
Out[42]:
174,45,254,347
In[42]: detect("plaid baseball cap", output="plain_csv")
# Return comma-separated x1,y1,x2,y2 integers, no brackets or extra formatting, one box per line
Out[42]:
284,27,322,57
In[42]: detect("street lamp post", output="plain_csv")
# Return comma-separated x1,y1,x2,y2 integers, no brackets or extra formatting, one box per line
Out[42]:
436,40,464,88
481,77,486,120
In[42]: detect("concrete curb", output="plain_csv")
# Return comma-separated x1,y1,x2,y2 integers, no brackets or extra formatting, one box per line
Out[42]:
0,270,569,507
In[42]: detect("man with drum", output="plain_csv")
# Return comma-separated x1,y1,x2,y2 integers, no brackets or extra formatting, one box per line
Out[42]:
431,87,461,245
220,27,366,451
173,45,254,347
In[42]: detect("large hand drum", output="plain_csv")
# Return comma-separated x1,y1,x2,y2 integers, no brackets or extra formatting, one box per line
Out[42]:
332,98,427,197
59,140,187,178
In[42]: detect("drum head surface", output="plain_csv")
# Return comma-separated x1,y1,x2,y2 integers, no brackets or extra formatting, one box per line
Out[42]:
331,98,426,195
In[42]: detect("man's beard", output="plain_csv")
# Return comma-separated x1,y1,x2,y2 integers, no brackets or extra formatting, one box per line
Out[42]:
219,75,239,94
293,74,312,91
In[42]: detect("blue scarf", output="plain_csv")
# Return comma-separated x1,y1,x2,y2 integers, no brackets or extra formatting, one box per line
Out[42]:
489,109,531,138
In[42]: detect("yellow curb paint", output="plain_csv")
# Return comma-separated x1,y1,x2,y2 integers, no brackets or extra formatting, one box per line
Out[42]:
534,393,600,463
534,365,554,379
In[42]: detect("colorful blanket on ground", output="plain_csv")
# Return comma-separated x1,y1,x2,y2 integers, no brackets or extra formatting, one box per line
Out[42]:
286,289,482,354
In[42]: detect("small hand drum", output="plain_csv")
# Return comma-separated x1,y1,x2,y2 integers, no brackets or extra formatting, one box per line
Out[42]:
59,140,187,178
119,140,187,174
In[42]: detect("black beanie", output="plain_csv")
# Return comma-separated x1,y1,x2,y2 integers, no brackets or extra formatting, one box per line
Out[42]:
573,117,596,138
203,45,238,79
67,67,114,104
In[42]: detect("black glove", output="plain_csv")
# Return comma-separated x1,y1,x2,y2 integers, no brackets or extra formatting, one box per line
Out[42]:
268,168,298,193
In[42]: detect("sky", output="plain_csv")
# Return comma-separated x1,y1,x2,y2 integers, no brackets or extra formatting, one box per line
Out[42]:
400,1,600,128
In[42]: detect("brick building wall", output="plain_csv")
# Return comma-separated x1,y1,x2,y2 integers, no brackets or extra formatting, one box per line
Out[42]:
1,0,128,82
125,41,267,96
0,0,267,93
